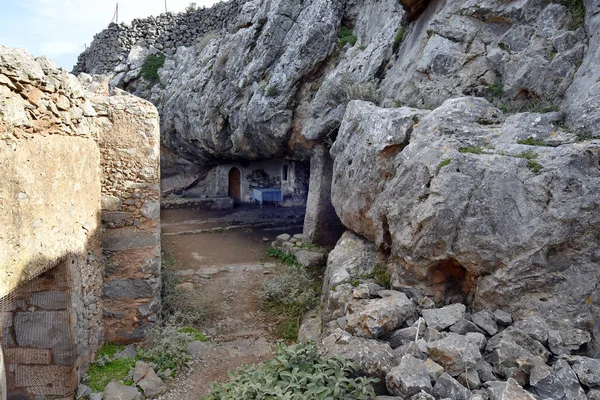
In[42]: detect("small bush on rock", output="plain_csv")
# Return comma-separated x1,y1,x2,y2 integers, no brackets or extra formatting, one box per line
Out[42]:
140,53,166,84
338,26,358,47
138,323,197,376
201,342,378,399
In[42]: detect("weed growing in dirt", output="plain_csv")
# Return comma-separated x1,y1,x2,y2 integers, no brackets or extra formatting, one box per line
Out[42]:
85,344,136,391
201,342,378,400
138,323,199,377
161,269,214,325
260,250,322,340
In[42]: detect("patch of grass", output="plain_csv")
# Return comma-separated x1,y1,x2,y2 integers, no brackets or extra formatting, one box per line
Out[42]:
359,45,367,50
595,229,600,241
85,344,136,392
459,146,485,154
338,26,358,47
517,137,547,146
178,326,209,342
161,269,215,326
266,246,299,267
393,27,405,52
258,260,321,341
140,53,166,84
515,150,539,160
438,158,451,169
527,160,543,173
489,82,504,97
201,343,378,400
265,85,279,97
395,99,402,108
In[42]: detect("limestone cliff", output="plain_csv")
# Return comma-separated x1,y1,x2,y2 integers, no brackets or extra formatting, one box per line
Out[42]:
76,0,600,354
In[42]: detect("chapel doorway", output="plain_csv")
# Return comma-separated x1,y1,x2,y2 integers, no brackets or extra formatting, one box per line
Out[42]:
228,167,241,203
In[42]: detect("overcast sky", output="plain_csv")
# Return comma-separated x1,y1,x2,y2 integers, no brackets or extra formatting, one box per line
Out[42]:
0,0,220,70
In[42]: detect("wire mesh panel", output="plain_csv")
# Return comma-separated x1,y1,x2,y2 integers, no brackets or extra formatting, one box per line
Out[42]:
0,261,77,399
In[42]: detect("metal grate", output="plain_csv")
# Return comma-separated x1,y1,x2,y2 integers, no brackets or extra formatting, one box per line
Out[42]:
0,261,77,399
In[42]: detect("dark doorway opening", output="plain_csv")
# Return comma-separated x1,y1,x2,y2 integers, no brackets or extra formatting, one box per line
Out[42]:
228,167,241,203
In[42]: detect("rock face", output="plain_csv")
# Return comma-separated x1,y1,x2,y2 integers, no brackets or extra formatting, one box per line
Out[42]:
330,97,600,353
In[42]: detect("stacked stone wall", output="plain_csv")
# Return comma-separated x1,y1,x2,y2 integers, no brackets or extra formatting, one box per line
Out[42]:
0,46,161,398
73,0,247,74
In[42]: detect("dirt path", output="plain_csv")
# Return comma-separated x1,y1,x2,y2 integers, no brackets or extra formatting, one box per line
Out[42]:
159,206,303,399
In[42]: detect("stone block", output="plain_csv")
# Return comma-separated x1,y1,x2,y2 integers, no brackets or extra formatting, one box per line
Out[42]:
15,365,77,395
29,291,68,310
14,311,72,349
101,211,133,225
4,348,52,365
295,250,326,268
103,278,159,300
101,227,159,251
141,200,160,219
102,194,122,211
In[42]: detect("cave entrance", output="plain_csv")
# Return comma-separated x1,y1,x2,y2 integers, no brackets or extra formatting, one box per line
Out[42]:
228,167,241,204
427,259,474,305
0,261,78,400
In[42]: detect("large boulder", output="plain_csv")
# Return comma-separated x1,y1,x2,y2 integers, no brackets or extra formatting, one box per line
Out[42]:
330,97,600,353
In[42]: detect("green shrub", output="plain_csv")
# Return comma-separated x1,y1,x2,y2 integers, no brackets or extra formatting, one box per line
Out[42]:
489,83,504,97
201,342,378,400
85,344,136,392
265,85,279,97
459,146,485,154
138,324,196,376
140,53,166,84
259,256,321,340
178,326,209,342
517,137,547,146
393,27,405,52
527,160,543,173
338,26,358,47
515,150,539,160
266,246,299,267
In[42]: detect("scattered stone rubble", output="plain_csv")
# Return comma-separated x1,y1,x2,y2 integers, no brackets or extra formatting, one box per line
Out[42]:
311,282,599,400
271,233,327,268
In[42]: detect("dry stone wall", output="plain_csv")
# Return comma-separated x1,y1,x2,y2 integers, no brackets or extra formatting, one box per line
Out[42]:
97,88,162,344
72,0,247,75
0,45,160,398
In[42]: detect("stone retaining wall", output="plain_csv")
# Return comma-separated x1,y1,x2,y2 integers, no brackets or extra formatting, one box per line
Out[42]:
0,46,161,398
72,0,247,74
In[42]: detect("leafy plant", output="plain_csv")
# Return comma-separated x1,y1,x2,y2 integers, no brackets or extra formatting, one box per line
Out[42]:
527,160,543,173
201,342,378,400
140,53,166,84
85,344,136,392
265,85,280,97
517,137,547,146
514,150,539,160
338,26,358,47
138,323,197,376
259,252,321,340
178,326,209,342
489,83,504,97
576,131,593,141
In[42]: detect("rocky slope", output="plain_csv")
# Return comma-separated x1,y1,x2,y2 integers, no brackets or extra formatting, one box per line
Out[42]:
74,0,600,394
